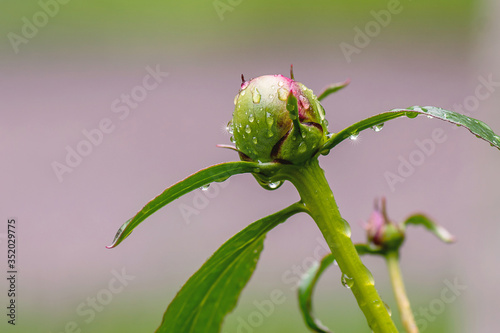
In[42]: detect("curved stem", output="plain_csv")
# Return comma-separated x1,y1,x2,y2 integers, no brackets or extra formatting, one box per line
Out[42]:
280,159,397,332
386,251,418,333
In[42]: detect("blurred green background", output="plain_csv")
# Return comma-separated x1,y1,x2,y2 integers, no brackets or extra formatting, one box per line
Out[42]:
1,0,499,332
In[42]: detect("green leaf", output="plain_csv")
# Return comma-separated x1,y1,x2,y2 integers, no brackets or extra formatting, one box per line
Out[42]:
317,79,350,101
156,202,308,333
298,253,335,333
298,244,369,333
404,214,455,243
107,161,280,248
322,106,500,151
354,243,384,256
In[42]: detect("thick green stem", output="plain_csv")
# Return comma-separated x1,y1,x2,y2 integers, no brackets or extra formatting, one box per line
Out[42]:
280,159,397,332
386,251,418,333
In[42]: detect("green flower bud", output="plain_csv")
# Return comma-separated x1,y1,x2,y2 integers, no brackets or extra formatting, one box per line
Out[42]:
365,198,405,251
230,74,328,164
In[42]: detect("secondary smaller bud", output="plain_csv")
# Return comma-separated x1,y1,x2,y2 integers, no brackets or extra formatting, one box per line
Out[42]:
365,198,405,251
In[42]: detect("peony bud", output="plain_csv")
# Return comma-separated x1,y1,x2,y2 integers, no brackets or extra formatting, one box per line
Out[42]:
230,74,328,164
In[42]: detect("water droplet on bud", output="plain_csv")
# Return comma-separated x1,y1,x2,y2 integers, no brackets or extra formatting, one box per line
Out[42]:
266,112,274,126
233,95,238,105
252,137,258,144
248,113,255,123
298,142,307,154
277,87,288,101
226,120,234,134
245,125,251,134
252,88,261,104
230,136,236,143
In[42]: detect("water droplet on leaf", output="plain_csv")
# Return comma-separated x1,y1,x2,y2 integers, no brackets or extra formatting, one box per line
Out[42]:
200,184,210,191
372,123,384,132
350,133,359,140
245,125,251,134
248,113,255,123
252,137,258,144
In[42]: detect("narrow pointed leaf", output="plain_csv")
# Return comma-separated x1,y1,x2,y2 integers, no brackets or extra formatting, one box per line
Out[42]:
317,79,350,101
322,106,500,151
298,244,367,333
107,161,280,248
298,253,335,333
404,214,455,243
156,202,308,333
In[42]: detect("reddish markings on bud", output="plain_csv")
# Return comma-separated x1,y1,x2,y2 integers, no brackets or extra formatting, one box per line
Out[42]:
365,197,405,250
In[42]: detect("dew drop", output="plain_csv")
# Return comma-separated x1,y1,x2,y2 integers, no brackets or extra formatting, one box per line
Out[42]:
226,120,234,134
427,115,433,119
268,94,275,100
233,94,238,105
277,87,289,101
278,81,284,87
371,123,384,132
341,274,354,289
341,218,352,237
266,112,274,126
240,90,246,96
324,119,329,127
301,131,307,139
248,113,255,123
200,184,210,191
349,133,359,140
405,112,418,119
230,136,236,143
245,125,251,134
267,130,274,138
298,141,307,154
252,88,261,104
384,302,392,317
320,148,331,156
252,137,258,144
268,181,281,189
